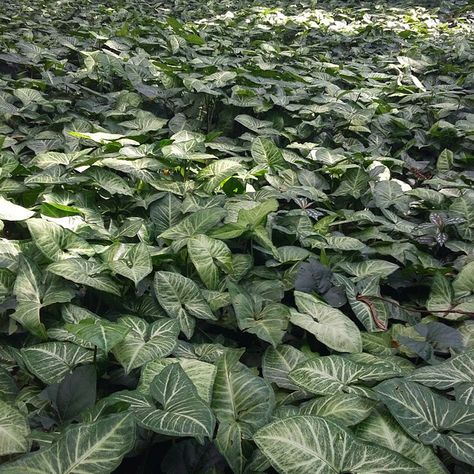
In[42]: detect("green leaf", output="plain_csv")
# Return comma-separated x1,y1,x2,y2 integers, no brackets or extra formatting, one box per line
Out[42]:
335,275,388,332
154,271,215,338
321,235,365,251
40,365,97,422
0,413,135,474
160,208,227,250
65,318,129,353
112,316,179,372
27,218,94,261
215,422,244,474
336,260,399,280
120,110,167,133
0,367,18,403
21,342,94,384
289,355,402,398
450,192,474,241
85,167,134,196
0,399,30,456
254,415,421,474
47,258,121,295
453,261,474,299
291,291,362,353
197,159,244,194
12,257,74,338
238,199,279,229
373,180,409,211
14,87,44,106
134,363,215,438
139,357,216,404
235,114,274,132
437,148,454,171
212,350,274,473
262,345,308,390
251,137,285,169
212,350,274,437
427,273,454,314
332,167,369,199
150,192,182,235
229,283,289,347
356,411,447,474
301,393,375,426
375,379,474,464
0,196,34,221
108,243,153,286
40,202,83,218
31,149,92,169
407,350,474,390
187,234,232,289
210,199,279,241
69,131,129,143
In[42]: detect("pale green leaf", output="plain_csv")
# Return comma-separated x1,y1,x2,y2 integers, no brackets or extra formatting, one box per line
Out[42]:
289,355,402,398
138,357,216,404
336,260,399,280
230,283,289,347
187,234,232,289
301,393,375,426
262,345,308,390
160,208,227,250
85,167,133,196
112,316,179,372
0,196,34,221
12,257,74,338
407,350,474,390
108,242,152,285
120,110,167,133
47,258,121,295
27,218,94,261
0,413,135,474
0,399,30,456
154,271,215,338
134,363,215,438
356,411,447,474
291,291,362,353
150,192,182,234
65,318,129,353
212,350,274,437
375,379,474,464
453,261,474,299
21,342,94,384
254,415,421,474
197,159,244,193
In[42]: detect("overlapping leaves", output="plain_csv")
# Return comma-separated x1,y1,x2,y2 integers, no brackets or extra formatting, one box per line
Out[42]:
0,0,473,473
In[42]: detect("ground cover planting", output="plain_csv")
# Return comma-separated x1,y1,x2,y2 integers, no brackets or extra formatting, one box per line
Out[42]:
0,0,473,472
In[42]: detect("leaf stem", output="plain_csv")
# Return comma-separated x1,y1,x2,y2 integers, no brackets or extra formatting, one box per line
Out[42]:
367,295,474,318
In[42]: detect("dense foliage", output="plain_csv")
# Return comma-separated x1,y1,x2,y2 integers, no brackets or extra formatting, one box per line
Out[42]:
1,0,474,472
